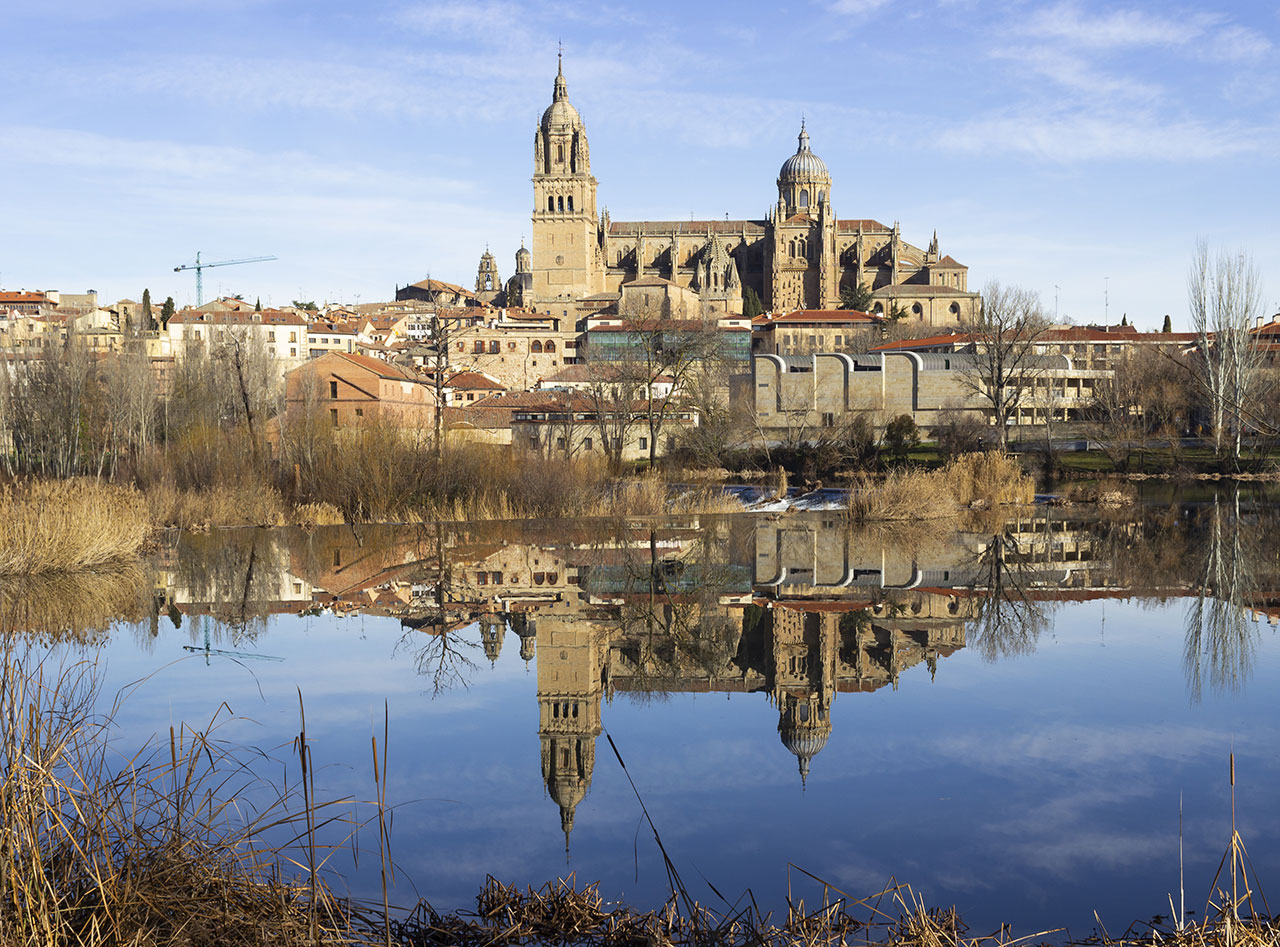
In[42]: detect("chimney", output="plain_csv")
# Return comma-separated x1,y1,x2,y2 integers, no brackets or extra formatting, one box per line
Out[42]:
1258,315,1264,329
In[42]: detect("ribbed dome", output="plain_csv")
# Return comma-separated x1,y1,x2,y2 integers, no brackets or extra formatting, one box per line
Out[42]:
515,244,532,272
541,59,581,131
780,726,830,760
778,122,829,181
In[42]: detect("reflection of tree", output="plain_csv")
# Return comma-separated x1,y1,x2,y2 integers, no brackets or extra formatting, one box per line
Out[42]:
392,521,482,696
1184,491,1266,701
602,520,747,699
173,530,282,645
967,528,1051,661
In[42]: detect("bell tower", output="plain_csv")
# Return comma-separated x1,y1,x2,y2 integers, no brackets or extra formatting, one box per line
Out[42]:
531,54,601,310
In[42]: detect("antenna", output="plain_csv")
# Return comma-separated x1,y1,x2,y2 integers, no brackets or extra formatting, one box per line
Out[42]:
1054,285,1060,321
1104,276,1110,329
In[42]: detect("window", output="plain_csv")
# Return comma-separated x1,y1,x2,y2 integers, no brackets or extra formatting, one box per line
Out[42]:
268,330,276,341
531,340,542,353
800,189,809,208
491,572,503,584
548,196,554,211
639,437,648,450
330,408,338,427
544,340,556,352
355,408,363,418
476,572,488,585
330,380,338,398
822,412,834,427
567,195,574,212
556,437,566,450
489,340,499,353
583,437,593,450
557,143,564,163
473,340,485,353
557,196,564,212
508,341,516,350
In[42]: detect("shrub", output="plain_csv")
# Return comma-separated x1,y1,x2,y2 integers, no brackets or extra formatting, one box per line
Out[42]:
883,414,920,458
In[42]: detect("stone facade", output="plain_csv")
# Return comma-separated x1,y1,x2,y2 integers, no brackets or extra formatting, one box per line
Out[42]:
753,350,1109,435
524,61,980,324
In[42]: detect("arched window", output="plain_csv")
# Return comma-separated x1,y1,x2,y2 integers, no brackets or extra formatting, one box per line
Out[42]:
949,302,961,317
617,250,624,265
789,239,797,258
557,196,564,212
548,196,555,211
484,274,492,290
799,189,809,208
816,190,823,206
556,143,564,163
567,195,574,212
912,302,924,319
873,302,884,314
531,340,543,353
544,340,556,352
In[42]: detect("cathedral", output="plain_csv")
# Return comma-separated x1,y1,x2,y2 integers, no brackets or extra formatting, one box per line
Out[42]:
495,57,980,324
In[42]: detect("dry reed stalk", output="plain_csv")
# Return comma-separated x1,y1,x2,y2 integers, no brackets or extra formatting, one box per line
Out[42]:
0,480,148,573
0,564,150,643
144,482,288,529
848,453,1034,523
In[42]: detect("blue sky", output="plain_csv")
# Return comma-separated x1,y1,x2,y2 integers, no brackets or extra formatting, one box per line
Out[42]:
2,0,1278,328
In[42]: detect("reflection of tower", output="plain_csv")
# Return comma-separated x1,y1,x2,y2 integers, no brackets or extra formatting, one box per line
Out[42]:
769,607,837,787
536,615,605,854
480,616,504,666
510,612,537,666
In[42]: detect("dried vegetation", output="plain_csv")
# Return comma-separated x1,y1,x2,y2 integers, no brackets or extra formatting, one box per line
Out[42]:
848,452,1034,523
0,480,148,573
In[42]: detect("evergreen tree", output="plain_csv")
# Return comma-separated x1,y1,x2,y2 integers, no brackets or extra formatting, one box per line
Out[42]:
1162,314,1172,333
160,296,175,330
742,285,763,320
1120,314,1128,326
839,282,873,311
141,288,153,331
255,297,262,312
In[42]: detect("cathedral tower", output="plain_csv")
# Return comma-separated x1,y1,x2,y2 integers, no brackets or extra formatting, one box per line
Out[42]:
531,56,601,310
770,122,839,310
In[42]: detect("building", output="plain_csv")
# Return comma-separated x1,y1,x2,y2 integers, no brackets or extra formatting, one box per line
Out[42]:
753,309,884,355
753,350,1108,436
520,57,980,322
285,351,437,428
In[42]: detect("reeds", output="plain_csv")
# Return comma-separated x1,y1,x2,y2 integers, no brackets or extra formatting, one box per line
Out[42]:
0,480,148,573
144,482,289,529
848,452,1034,523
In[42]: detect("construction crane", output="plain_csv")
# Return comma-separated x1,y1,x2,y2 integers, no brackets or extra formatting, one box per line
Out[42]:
183,626,285,666
173,251,278,306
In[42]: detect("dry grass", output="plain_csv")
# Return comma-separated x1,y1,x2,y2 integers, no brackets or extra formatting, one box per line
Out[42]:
144,482,289,529
291,501,346,528
848,453,1034,523
0,480,148,573
0,648,358,947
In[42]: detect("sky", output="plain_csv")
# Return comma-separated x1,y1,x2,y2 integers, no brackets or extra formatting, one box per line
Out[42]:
2,0,1278,329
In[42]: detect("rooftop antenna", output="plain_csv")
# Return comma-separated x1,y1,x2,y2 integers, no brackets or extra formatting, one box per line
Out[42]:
1054,284,1060,321
1104,276,1110,329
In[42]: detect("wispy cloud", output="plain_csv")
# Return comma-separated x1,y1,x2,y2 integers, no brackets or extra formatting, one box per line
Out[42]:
1022,3,1207,49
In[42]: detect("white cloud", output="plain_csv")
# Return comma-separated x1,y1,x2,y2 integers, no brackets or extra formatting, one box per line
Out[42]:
937,109,1264,162
826,0,892,14
1022,3,1208,49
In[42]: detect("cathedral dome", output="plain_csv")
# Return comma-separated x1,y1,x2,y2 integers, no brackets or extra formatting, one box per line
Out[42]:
778,122,829,182
540,59,581,131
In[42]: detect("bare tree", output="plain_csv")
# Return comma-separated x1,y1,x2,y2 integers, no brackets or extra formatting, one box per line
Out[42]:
1187,240,1265,464
959,281,1050,449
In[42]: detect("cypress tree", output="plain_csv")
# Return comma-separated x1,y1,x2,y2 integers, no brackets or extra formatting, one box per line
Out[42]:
1162,314,1172,333
160,296,175,330
742,285,763,320
141,288,153,330
255,297,262,312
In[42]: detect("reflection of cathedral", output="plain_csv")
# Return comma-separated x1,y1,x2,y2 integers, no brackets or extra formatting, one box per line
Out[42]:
506,56,980,323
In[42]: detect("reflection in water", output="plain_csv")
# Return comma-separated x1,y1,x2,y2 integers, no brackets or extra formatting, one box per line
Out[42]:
22,502,1280,863
1183,491,1276,701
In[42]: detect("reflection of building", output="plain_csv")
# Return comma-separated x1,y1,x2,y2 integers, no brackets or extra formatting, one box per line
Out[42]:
534,606,607,852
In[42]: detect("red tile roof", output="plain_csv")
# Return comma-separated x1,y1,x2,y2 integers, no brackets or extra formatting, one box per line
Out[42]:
326,351,425,382
759,309,882,325
869,333,973,351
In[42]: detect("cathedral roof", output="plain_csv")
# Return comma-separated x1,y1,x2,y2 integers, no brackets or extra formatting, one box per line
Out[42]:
835,219,892,232
935,255,967,269
608,220,767,236
778,122,829,182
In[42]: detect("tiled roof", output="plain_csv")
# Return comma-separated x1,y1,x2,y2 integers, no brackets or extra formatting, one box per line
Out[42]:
0,292,50,303
623,276,682,288
326,351,425,382
869,333,972,352
835,219,891,232
170,309,307,326
935,255,966,268
870,284,974,297
760,309,882,325
608,220,767,236
444,370,506,390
